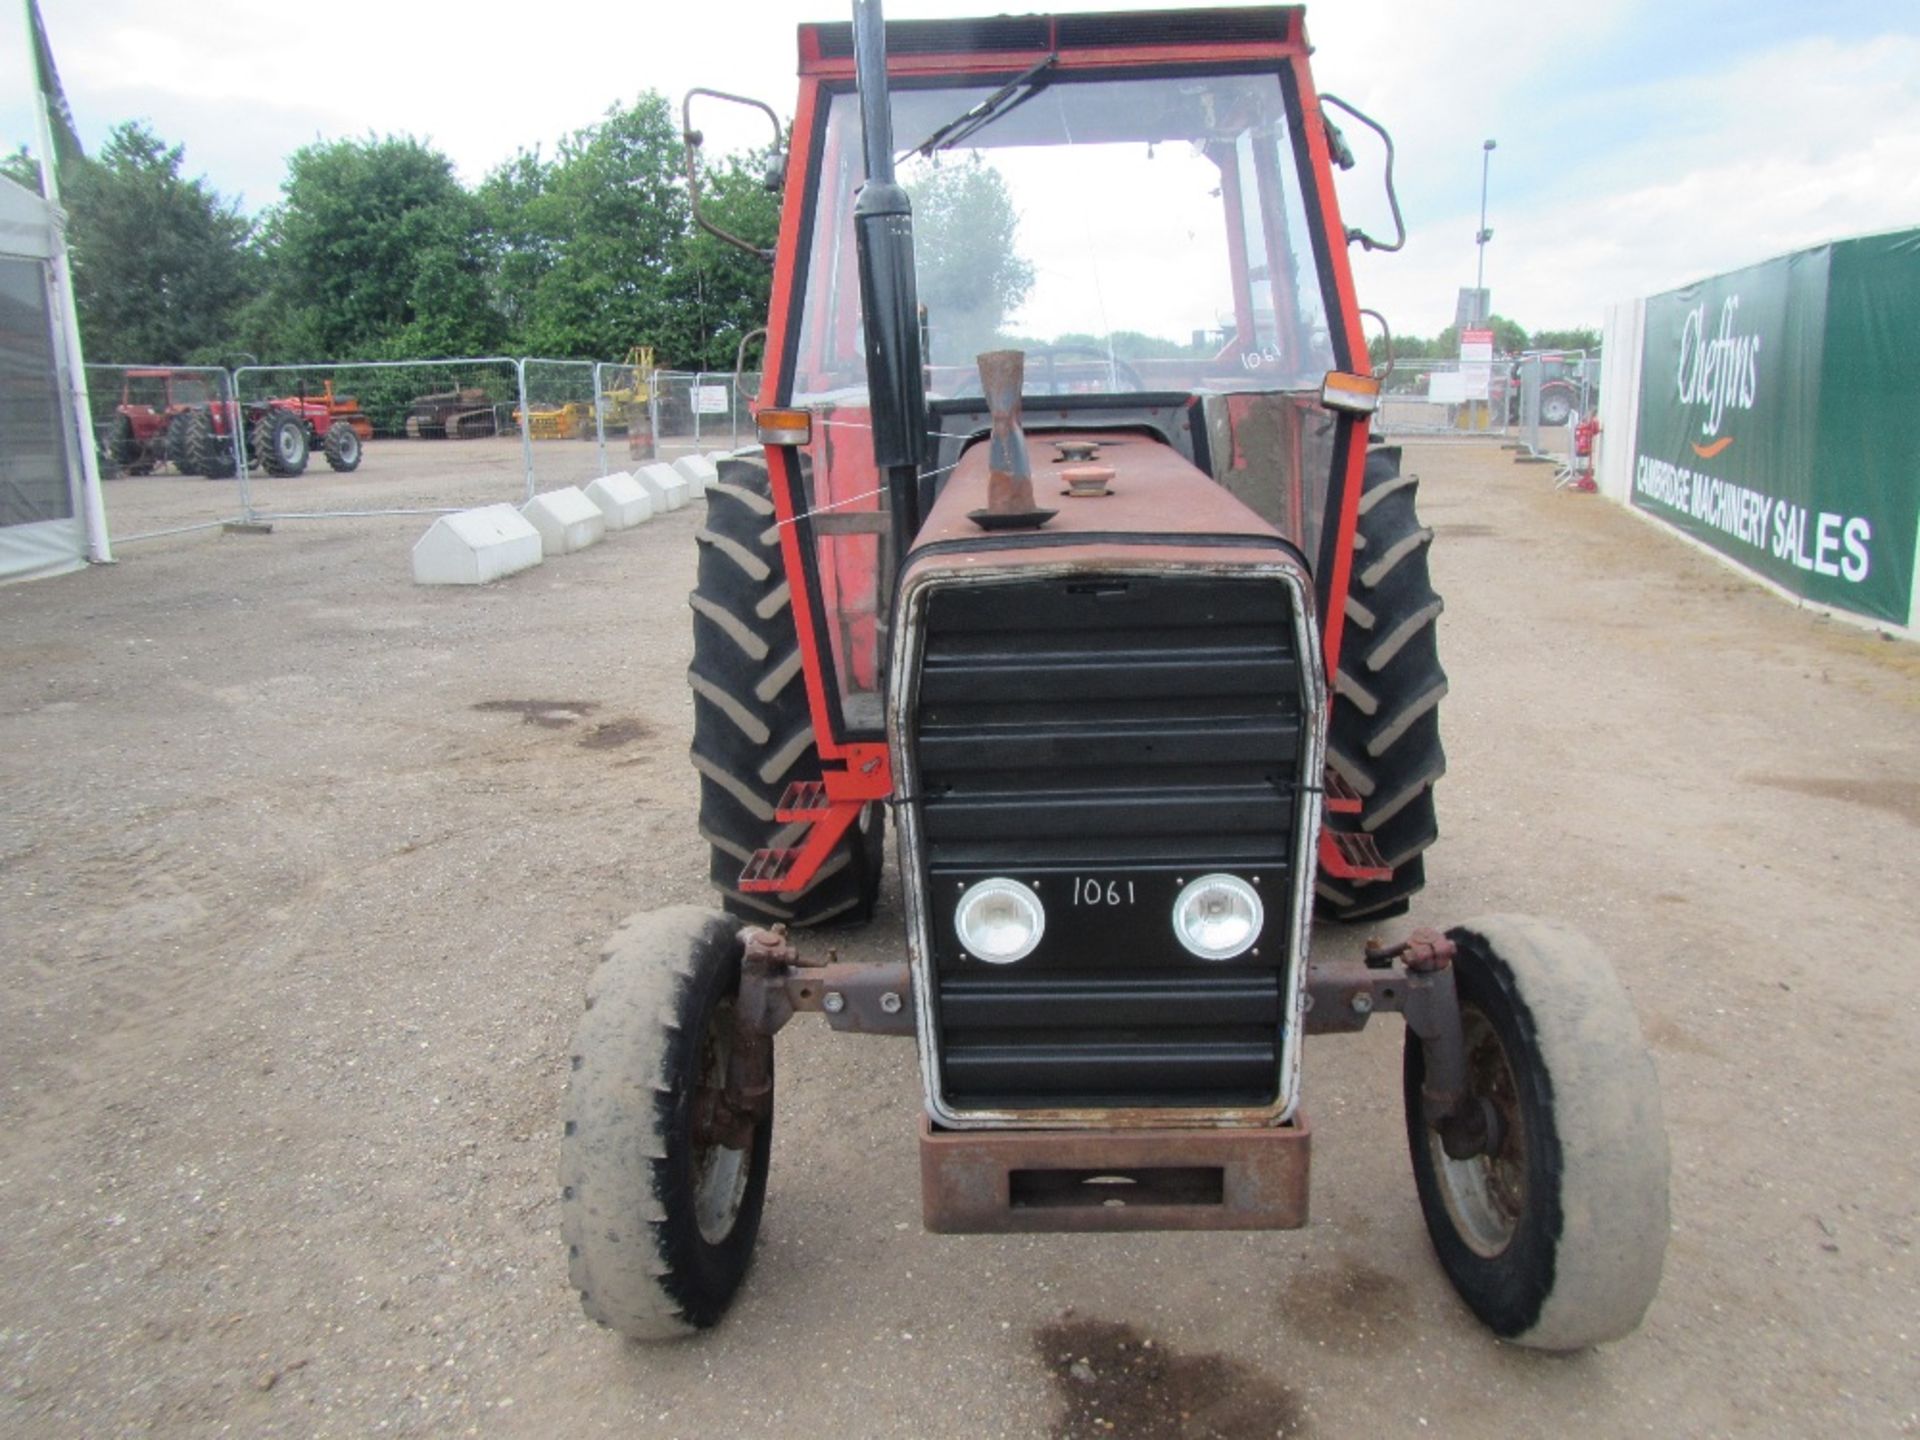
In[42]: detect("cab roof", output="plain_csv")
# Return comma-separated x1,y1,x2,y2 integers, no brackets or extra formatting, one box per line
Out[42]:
798,7,1303,74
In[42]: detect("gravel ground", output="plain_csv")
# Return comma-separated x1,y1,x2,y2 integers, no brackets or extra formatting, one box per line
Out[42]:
2,439,1915,1439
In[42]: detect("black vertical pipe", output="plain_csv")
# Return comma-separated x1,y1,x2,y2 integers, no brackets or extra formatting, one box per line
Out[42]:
853,0,896,184
850,0,927,562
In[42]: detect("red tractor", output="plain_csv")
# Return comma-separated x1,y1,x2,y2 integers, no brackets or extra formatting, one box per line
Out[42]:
101,370,369,479
99,369,217,476
561,3,1670,1353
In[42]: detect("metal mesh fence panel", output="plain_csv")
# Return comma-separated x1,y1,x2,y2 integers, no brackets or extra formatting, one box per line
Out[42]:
84,363,251,543
518,359,604,494
649,371,760,463
594,359,656,469
1376,358,1513,439
232,358,526,518
1514,349,1596,462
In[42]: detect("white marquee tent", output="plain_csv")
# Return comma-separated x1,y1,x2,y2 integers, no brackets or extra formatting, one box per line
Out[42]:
0,172,108,583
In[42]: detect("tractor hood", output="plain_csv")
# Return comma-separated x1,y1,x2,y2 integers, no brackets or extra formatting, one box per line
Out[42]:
909,431,1298,564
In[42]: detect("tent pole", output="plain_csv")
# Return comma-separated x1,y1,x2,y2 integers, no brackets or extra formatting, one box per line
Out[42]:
32,70,112,566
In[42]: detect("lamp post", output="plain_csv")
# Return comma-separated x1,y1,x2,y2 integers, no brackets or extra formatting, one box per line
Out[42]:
1474,138,1496,324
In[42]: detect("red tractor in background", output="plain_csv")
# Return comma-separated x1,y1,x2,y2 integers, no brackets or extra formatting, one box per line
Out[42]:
560,2,1671,1355
100,369,370,479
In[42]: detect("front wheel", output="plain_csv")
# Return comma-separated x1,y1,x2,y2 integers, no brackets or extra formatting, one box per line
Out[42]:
322,421,363,472
1404,916,1669,1350
560,907,772,1339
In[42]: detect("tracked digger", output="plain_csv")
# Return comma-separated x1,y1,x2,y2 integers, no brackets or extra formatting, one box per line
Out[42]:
561,2,1670,1353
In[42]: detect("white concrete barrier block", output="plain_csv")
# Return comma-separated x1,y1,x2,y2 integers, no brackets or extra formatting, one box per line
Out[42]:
412,504,543,585
521,487,607,555
584,472,654,530
674,453,720,497
634,462,691,512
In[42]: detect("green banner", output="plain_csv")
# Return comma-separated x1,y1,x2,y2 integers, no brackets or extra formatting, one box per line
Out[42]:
1631,230,1920,625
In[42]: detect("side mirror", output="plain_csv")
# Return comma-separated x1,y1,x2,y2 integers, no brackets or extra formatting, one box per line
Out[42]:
682,87,787,263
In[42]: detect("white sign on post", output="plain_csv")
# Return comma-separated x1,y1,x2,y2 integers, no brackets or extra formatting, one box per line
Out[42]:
1459,327,1495,402
694,385,730,416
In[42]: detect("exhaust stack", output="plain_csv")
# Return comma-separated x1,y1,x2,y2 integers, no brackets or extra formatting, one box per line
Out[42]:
971,349,1053,530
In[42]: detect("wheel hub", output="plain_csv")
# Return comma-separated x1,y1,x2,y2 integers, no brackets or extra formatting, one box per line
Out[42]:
1429,1007,1528,1257
690,998,753,1245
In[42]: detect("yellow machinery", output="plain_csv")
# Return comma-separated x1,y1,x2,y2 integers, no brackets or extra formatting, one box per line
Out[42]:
600,345,656,428
513,400,596,440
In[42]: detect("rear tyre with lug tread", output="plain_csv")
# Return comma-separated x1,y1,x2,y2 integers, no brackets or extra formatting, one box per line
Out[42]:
1403,915,1669,1350
688,452,884,928
1318,443,1446,922
253,410,309,477
185,407,236,480
165,412,196,474
560,906,772,1339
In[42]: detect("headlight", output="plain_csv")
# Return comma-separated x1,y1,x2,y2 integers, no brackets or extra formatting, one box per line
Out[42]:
954,877,1045,964
1172,873,1263,960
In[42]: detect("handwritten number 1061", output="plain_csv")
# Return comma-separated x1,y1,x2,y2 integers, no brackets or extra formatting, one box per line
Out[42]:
1072,877,1136,907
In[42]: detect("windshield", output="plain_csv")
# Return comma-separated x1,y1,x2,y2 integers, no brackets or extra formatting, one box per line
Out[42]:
790,69,1335,403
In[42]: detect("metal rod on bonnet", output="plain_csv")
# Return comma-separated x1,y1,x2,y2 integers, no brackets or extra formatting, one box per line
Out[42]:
851,0,929,565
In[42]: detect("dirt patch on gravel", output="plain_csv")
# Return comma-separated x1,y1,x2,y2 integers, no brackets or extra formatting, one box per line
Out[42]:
1034,1315,1306,1439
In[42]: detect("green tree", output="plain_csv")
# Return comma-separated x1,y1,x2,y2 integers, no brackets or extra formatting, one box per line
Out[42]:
1529,326,1600,353
8,123,257,364
903,153,1033,363
481,94,693,361
1,146,40,193
658,148,780,371
257,135,500,360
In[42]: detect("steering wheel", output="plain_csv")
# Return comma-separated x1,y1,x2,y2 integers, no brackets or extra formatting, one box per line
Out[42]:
947,345,1148,398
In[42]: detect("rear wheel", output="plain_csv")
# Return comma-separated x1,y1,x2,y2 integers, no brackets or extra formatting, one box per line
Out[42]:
104,415,152,476
185,407,236,479
253,411,309,477
322,421,363,472
1404,916,1669,1349
560,907,772,1339
107,414,139,468
689,453,884,928
1318,444,1446,922
165,412,195,474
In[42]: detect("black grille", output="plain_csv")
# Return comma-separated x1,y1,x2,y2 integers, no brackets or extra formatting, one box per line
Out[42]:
910,573,1305,1110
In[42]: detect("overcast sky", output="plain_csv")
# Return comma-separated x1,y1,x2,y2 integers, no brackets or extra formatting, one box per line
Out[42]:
5,0,1916,338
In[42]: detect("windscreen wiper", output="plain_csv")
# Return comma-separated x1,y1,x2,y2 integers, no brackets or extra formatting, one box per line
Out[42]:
900,55,1058,160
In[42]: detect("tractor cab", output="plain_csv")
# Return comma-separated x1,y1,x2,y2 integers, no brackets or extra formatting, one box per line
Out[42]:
761,10,1372,746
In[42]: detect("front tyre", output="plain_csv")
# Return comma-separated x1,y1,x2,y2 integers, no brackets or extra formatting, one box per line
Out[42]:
1404,916,1670,1350
322,421,363,472
560,907,772,1339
